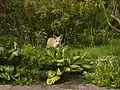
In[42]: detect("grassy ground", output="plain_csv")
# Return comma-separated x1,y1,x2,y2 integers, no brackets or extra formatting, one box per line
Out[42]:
69,39,120,59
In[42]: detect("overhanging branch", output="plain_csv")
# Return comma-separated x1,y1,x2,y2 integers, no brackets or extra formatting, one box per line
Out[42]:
110,14,120,25
100,1,120,33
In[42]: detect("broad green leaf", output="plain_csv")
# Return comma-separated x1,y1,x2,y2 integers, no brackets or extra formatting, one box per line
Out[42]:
81,52,88,59
8,48,16,54
8,48,22,60
62,47,68,58
56,52,62,59
14,41,17,50
12,51,19,56
10,73,20,80
4,66,14,74
12,48,22,56
57,59,64,66
57,63,63,66
71,56,80,64
47,70,56,78
64,67,71,72
47,75,61,85
0,47,4,52
57,68,62,76
82,65,92,69
41,55,53,61
0,66,4,72
72,56,80,61
70,65,83,72
57,59,69,66
70,65,80,69
0,73,10,80
56,59,64,63
8,54,15,60
46,48,56,58
0,47,4,56
13,73,20,78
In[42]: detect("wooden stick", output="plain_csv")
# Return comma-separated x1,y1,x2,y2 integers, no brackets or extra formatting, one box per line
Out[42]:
110,14,120,25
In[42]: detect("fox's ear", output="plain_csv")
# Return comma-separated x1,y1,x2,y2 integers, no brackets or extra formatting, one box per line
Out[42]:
59,34,63,39
53,35,57,39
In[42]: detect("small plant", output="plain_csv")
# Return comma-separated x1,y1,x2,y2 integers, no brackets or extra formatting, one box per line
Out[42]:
0,65,20,82
84,56,120,88
0,42,22,66
8,42,22,61
42,46,92,85
22,45,93,85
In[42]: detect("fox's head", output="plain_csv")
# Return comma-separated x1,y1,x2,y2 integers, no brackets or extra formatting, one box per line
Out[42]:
46,35,63,49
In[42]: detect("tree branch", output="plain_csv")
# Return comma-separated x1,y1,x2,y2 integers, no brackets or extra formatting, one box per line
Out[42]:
110,14,120,25
100,1,120,33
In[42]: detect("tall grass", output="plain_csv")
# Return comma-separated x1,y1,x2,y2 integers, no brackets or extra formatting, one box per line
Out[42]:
67,39,120,59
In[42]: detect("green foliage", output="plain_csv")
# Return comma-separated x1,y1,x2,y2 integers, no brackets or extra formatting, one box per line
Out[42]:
0,66,20,83
8,42,22,61
1,0,119,46
0,38,120,88
0,41,22,66
84,56,120,88
78,39,120,59
45,47,84,85
43,46,94,85
0,45,7,58
21,45,93,85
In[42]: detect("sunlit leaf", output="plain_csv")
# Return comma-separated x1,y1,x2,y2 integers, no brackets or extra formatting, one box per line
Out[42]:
47,70,56,78
70,65,80,69
70,65,83,72
47,75,61,85
64,67,71,72
4,66,14,74
14,41,17,50
71,56,80,64
8,48,16,54
82,65,92,69
0,73,10,80
56,68,62,75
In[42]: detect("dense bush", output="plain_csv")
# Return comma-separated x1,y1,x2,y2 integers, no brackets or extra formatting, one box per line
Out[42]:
22,44,94,85
1,0,119,46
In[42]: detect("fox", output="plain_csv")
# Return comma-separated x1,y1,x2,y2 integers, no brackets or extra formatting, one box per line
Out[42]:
46,35,63,49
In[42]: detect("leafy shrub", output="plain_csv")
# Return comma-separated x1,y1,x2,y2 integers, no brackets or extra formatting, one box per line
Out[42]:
1,0,119,47
84,56,120,88
0,41,22,66
22,44,94,85
45,47,84,85
0,65,20,83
